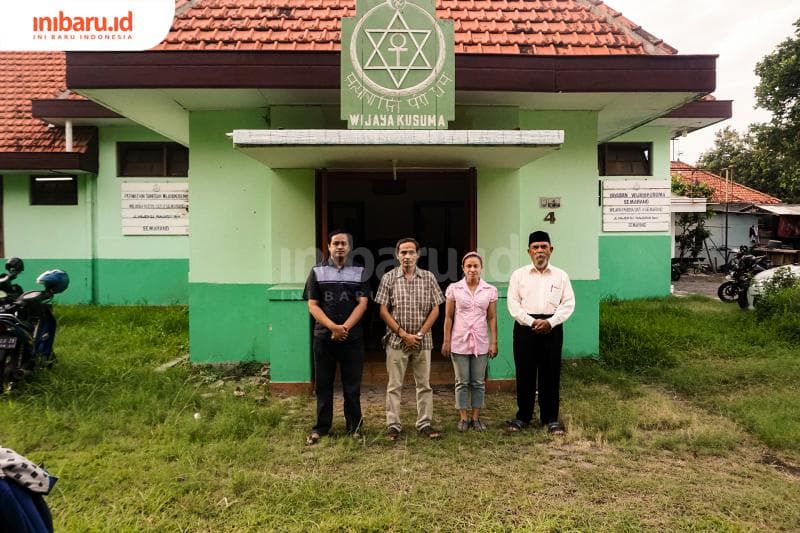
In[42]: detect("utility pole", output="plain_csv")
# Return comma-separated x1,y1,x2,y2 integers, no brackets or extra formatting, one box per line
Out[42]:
723,167,733,260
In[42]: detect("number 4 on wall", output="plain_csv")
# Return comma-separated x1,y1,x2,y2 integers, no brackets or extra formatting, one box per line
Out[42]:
543,211,556,224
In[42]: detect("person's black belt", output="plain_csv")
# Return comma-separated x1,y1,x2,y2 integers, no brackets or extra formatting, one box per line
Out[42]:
529,313,554,319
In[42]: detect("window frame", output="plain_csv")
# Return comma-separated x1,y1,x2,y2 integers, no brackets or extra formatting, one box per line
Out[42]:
598,142,653,176
29,175,78,206
116,142,189,178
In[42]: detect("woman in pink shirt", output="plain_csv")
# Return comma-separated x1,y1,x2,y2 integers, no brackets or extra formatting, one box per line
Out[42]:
441,252,498,431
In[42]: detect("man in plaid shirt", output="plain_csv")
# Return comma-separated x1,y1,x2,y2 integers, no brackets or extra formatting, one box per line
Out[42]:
375,237,445,440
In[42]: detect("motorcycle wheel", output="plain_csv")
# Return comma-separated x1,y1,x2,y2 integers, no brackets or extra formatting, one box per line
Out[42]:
717,281,740,303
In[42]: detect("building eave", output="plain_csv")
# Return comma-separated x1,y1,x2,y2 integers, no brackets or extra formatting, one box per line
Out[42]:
67,51,717,93
0,151,97,174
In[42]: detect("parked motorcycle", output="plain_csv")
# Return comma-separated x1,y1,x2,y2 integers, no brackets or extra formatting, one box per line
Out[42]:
717,251,771,303
0,257,25,303
0,269,69,394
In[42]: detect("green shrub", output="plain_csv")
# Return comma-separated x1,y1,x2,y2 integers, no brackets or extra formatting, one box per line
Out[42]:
754,268,800,342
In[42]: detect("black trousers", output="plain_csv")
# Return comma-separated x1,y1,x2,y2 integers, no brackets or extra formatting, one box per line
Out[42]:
512,321,563,426
312,336,364,435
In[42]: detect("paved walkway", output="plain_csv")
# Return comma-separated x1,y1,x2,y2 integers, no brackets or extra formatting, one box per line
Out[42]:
672,272,727,299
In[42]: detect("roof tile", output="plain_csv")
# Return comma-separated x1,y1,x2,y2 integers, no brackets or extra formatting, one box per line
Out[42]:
671,161,782,205
0,52,91,154
152,0,677,55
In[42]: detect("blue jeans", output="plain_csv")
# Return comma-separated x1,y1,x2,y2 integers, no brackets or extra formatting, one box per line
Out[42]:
451,354,488,410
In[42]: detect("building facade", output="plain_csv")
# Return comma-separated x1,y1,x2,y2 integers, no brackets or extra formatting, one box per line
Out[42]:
1,0,732,390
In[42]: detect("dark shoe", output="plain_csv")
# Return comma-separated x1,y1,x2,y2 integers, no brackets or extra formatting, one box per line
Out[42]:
505,419,525,434
386,426,401,442
305,431,322,445
418,425,442,439
457,419,470,432
546,421,566,435
471,419,486,432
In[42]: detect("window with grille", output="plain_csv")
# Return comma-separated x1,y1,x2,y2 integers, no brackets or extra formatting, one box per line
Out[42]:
117,142,188,177
598,143,652,176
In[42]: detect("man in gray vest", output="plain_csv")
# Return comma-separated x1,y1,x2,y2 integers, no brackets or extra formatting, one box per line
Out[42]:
303,230,369,445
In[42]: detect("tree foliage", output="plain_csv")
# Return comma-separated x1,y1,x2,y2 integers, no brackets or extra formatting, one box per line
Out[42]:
671,174,714,260
698,19,800,203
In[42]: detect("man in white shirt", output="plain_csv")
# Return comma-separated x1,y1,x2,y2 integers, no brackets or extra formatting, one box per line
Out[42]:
506,230,575,435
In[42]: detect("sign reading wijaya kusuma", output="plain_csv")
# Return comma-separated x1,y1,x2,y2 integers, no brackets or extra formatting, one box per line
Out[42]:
341,0,454,129
121,182,189,235
602,180,671,232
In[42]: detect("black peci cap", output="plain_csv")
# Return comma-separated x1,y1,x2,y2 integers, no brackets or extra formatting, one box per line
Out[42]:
528,231,551,245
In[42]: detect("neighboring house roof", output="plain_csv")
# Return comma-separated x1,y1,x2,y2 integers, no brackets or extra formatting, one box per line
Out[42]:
671,161,782,205
154,0,678,55
0,52,89,154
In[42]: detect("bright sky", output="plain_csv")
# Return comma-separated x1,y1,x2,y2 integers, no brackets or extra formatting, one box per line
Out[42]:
605,0,798,164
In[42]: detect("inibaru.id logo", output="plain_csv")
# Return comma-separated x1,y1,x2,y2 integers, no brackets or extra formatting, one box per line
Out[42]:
2,0,174,51
33,11,134,33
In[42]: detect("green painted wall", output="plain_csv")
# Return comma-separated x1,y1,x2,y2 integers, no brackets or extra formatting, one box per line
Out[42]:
95,126,190,261
518,110,601,281
187,110,316,365
96,259,188,304
3,174,92,260
599,235,671,299
190,110,269,285
1,127,192,305
0,258,92,304
0,258,188,304
266,285,311,382
600,125,673,300
268,169,316,284
189,283,270,363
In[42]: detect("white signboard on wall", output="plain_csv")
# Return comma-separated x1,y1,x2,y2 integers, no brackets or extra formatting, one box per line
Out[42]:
602,180,671,232
121,182,189,235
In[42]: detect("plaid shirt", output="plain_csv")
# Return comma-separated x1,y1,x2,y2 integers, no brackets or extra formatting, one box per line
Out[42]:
375,266,445,350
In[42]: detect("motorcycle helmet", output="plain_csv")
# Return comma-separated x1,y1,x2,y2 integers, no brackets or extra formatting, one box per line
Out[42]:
5,257,24,274
36,269,69,294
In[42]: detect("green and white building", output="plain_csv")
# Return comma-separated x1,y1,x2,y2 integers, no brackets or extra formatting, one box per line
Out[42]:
0,0,731,391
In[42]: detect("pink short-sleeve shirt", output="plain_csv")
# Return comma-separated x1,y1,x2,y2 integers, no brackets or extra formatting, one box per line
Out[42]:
445,278,498,356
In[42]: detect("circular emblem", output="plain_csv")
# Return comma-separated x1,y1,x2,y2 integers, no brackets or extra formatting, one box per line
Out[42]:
350,0,446,98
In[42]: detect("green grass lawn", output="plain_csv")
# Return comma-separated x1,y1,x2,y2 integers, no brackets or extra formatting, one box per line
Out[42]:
601,296,800,455
1,301,799,531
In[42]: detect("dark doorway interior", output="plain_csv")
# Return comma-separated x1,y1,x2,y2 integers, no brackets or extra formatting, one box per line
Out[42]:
318,169,476,365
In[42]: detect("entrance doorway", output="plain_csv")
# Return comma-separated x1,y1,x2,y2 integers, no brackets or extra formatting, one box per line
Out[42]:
317,169,476,383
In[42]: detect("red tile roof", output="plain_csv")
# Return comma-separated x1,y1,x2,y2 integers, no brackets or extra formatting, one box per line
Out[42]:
1,1,679,156
153,0,677,55
671,161,781,205
0,52,90,154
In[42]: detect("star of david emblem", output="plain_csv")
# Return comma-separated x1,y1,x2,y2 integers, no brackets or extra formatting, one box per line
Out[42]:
363,10,433,89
